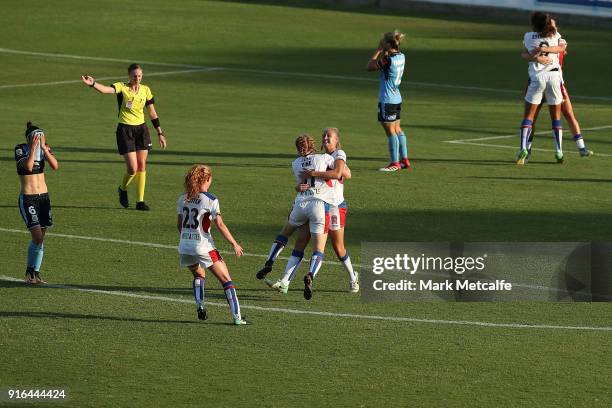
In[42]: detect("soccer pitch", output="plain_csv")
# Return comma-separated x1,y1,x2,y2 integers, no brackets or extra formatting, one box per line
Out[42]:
1,1,611,406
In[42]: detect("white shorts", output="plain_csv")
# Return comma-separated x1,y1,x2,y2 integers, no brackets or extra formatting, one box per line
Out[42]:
288,200,327,234
180,249,223,269
326,202,347,232
524,70,563,106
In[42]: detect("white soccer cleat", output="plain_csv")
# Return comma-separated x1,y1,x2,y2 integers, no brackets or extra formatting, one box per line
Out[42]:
271,279,289,294
379,162,401,172
349,273,360,293
234,318,251,326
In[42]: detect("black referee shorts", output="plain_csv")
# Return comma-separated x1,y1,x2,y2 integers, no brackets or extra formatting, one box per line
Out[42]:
116,123,152,155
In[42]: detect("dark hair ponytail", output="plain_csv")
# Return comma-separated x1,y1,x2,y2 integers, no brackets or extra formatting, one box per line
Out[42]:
531,12,556,38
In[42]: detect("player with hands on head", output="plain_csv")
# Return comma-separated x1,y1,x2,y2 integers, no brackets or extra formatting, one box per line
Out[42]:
177,164,249,325
81,64,166,210
15,122,59,284
367,30,410,172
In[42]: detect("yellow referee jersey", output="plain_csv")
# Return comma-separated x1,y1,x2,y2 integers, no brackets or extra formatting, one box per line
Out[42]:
112,82,154,125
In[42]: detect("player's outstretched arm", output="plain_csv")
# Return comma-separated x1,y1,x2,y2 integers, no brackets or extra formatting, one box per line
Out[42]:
214,215,243,257
81,75,116,94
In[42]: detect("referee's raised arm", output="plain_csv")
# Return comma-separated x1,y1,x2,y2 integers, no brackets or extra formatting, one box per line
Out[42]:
81,75,116,94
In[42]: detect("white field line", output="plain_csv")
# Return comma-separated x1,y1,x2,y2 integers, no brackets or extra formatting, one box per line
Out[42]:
0,227,598,297
445,125,612,157
0,68,218,90
1,275,611,332
1,47,611,102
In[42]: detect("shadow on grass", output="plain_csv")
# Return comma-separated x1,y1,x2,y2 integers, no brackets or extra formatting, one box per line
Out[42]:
228,207,612,246
0,310,232,325
0,148,515,169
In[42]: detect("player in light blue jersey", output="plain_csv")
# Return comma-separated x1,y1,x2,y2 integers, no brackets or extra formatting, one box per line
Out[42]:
367,30,411,172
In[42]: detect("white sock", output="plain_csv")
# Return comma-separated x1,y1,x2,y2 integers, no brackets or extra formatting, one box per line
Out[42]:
339,251,357,283
309,251,324,278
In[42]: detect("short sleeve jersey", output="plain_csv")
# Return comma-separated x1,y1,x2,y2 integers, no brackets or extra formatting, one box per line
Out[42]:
292,154,336,205
15,143,45,175
330,149,347,206
111,82,154,126
523,31,566,78
377,52,405,104
177,192,220,256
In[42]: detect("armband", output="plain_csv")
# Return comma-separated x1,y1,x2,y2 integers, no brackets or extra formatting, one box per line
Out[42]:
90,81,96,88
151,118,160,128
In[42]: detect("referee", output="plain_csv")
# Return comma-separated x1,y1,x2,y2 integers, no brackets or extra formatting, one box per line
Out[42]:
81,64,167,210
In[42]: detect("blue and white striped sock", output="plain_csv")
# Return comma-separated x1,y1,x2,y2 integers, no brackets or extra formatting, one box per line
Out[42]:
552,120,563,154
281,249,304,285
193,276,205,309
27,242,44,272
266,235,288,263
520,119,533,151
223,281,241,321
527,126,535,150
308,251,325,279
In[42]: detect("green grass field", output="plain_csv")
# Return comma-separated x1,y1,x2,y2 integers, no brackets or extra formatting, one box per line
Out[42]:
1,1,611,406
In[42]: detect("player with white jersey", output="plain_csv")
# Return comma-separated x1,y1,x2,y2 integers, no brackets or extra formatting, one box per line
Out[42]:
267,128,358,294
520,18,593,161
256,134,341,300
288,149,336,231
517,12,566,165
177,164,249,325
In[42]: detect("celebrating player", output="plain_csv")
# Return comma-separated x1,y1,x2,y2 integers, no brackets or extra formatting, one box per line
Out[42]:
367,30,410,172
267,128,358,294
256,134,339,300
517,12,566,165
81,64,167,210
520,18,593,162
15,122,59,284
177,164,249,325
